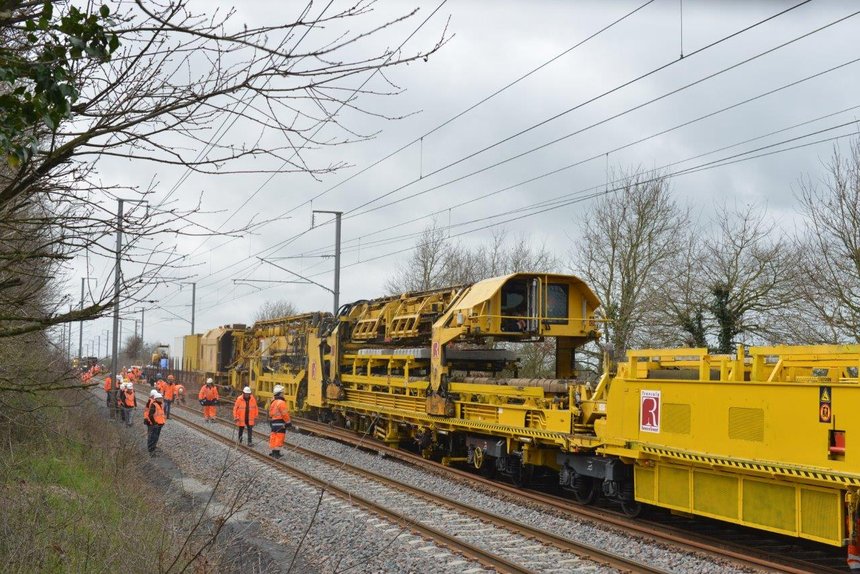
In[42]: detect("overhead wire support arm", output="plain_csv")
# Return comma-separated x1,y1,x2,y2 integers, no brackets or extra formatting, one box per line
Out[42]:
257,257,334,294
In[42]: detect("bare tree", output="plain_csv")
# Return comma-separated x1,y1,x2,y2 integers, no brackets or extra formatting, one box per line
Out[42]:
122,334,144,362
795,140,860,342
700,203,798,352
640,232,709,348
571,169,688,362
0,1,447,388
386,225,558,293
385,222,452,293
255,299,298,322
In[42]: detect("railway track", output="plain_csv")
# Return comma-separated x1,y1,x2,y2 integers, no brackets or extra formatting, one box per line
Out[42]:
288,417,847,574
148,393,671,574
141,385,846,573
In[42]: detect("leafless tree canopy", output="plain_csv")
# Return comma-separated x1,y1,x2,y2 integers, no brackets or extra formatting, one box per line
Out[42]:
255,299,298,322
0,1,447,381
652,204,798,352
571,169,688,361
794,140,860,343
386,224,558,294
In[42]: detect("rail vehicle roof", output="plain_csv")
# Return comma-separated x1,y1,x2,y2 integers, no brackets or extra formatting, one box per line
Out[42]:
451,272,600,312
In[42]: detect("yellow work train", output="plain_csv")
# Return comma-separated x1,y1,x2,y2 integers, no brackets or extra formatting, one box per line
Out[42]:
188,273,860,554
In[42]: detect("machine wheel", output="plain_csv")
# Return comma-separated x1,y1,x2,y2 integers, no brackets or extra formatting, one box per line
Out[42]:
481,456,497,478
572,475,597,505
472,447,484,470
621,500,642,518
510,460,533,488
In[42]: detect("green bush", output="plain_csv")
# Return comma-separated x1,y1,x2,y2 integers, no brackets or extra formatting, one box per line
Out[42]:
0,390,170,573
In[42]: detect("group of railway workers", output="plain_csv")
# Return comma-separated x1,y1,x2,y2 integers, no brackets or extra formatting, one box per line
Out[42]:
95,368,292,458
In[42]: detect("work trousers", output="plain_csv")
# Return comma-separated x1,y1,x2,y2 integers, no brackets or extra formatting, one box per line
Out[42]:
123,406,134,426
106,390,117,418
147,424,163,453
203,405,217,420
163,399,172,419
270,420,287,449
119,404,127,423
238,425,254,444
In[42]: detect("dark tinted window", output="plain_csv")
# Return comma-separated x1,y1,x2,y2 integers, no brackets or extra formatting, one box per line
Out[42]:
545,284,569,322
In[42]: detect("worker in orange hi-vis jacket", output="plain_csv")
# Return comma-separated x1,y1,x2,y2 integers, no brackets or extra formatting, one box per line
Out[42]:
155,374,166,395
103,374,118,418
198,378,219,422
268,385,291,459
121,383,137,427
162,375,177,419
233,386,259,446
144,393,166,457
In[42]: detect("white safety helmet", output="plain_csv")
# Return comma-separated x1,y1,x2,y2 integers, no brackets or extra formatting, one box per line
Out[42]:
117,375,124,383
206,377,214,384
154,392,163,400
127,382,133,390
149,389,158,398
273,385,284,395
119,382,127,390
243,386,252,394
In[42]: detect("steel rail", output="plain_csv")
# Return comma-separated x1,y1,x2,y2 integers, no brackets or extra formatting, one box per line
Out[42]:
150,391,669,574
291,418,843,574
164,407,531,574
161,386,840,574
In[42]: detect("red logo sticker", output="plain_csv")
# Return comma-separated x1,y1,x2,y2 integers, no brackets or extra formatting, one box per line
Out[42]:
640,390,661,433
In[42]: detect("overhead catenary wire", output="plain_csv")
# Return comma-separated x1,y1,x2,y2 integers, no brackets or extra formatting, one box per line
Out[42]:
296,59,860,258
164,0,659,300
161,115,860,321
152,1,449,308
298,114,860,261
179,0,445,259
234,0,830,267
258,0,658,223
153,4,847,328
341,0,817,217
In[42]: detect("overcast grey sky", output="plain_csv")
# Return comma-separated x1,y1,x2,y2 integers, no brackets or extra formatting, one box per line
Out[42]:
70,0,860,357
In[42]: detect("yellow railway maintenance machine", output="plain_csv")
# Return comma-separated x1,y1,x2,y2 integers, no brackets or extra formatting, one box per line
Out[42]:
230,313,331,409
304,272,603,485
590,344,860,553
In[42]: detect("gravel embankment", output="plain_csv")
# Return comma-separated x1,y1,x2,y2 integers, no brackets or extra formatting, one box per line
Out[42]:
105,384,761,573
271,422,759,574
153,415,499,574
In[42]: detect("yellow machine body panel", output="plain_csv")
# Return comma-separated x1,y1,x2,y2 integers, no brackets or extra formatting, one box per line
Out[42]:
182,334,201,371
599,345,860,545
229,313,330,410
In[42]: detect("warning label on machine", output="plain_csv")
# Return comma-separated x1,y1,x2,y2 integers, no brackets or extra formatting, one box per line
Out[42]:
820,385,832,423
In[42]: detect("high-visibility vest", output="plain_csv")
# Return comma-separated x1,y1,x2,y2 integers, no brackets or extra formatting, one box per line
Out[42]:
163,382,176,401
145,402,166,426
103,377,113,392
156,380,166,394
198,385,219,403
122,390,136,408
269,398,290,423
233,395,259,426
